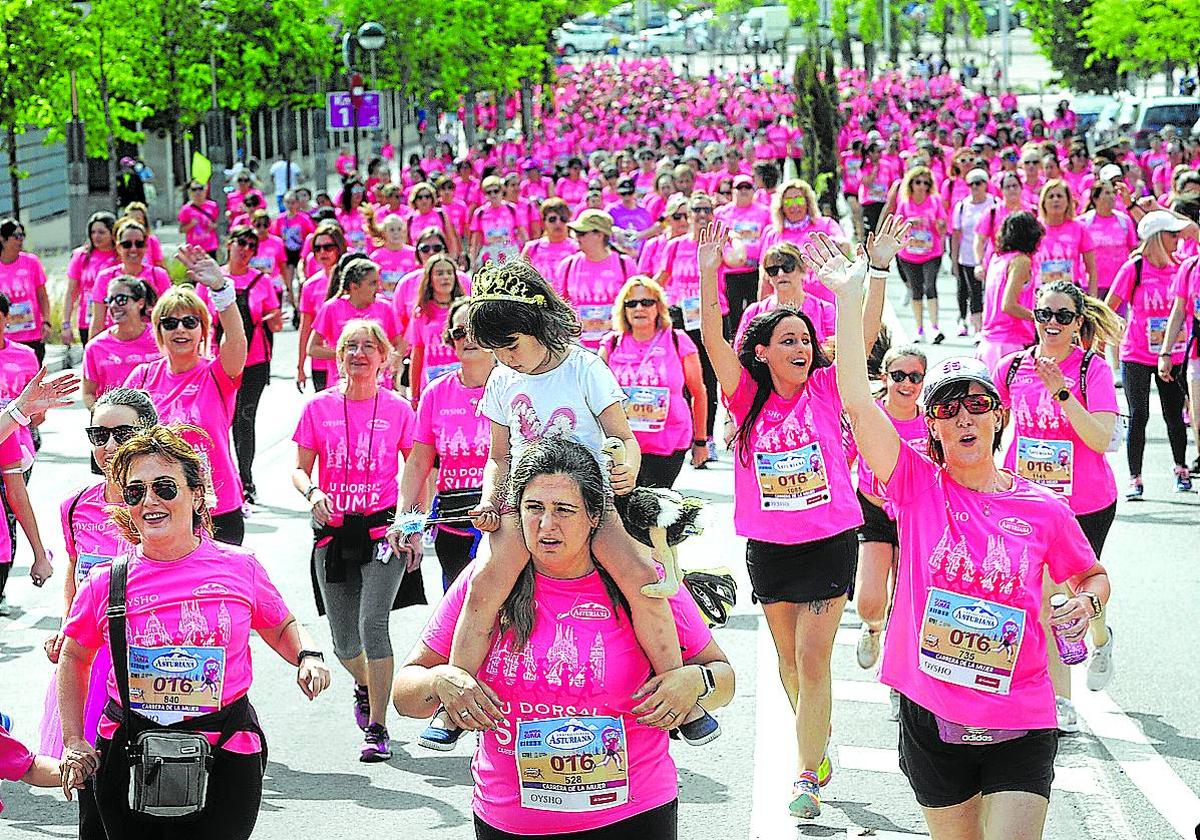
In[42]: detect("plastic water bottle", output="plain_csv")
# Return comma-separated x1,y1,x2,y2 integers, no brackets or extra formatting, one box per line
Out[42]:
0,712,12,733
1049,593,1088,665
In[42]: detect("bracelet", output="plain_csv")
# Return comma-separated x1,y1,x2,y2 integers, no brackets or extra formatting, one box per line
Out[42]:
303,485,318,501
697,664,716,700
868,263,889,272
296,649,325,666
210,283,237,312
693,438,707,447
7,403,31,427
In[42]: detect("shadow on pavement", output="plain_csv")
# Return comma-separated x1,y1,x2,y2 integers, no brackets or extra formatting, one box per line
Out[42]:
0,786,77,830
1126,711,1200,764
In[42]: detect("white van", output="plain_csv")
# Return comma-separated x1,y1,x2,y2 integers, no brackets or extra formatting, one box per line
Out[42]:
738,6,791,53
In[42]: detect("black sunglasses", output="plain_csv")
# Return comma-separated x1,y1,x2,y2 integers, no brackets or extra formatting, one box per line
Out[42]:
1033,307,1079,325
911,180,932,186
236,178,251,183
119,239,147,249
449,325,469,341
691,206,714,215
233,237,257,248
623,298,657,309
670,212,687,220
122,477,182,507
418,243,446,255
928,394,1000,420
188,185,204,192
85,425,137,447
484,188,501,195
735,184,754,191
765,257,799,276
105,293,139,306
160,315,201,331
888,370,925,384
312,242,339,253
544,214,567,223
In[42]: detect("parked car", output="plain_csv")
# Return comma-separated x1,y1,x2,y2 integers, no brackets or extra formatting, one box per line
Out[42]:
627,19,699,55
1096,96,1200,150
980,0,1023,33
556,21,625,55
738,5,791,53
1066,94,1119,138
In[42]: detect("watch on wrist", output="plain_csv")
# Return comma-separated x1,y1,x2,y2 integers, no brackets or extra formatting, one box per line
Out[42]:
1054,388,1071,402
697,664,716,700
693,438,707,447
303,485,318,501
297,649,325,666
1079,591,1102,619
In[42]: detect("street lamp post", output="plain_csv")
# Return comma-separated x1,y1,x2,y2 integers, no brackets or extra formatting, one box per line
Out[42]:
66,69,89,248
343,22,386,175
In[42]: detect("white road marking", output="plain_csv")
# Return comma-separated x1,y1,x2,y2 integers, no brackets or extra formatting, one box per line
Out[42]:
837,744,901,774
833,678,891,705
750,618,798,839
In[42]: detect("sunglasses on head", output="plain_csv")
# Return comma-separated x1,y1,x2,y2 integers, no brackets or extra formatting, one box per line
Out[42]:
623,298,657,309
1033,307,1079,325
160,315,201,331
119,239,146,249
85,425,137,447
105,292,140,306
888,370,925,384
312,242,339,253
122,477,182,507
764,256,798,276
928,393,1000,420
418,243,445,255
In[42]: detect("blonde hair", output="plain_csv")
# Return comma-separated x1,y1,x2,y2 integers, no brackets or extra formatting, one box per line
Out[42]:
107,424,214,543
760,242,804,284
611,276,672,335
1038,178,1076,221
772,179,819,230
335,318,391,375
407,181,436,206
899,165,936,204
151,286,211,349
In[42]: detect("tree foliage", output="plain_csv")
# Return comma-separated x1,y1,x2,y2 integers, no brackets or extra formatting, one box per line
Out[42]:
1081,0,1197,81
1019,0,1121,92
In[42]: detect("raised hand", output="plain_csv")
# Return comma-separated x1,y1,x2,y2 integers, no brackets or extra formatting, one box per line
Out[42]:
696,220,729,277
865,214,912,268
800,232,867,298
15,367,79,417
176,244,225,289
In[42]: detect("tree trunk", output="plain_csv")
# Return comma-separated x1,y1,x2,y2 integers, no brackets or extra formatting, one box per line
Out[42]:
520,78,534,144
464,88,478,148
839,33,854,68
887,7,900,65
6,124,20,219
495,89,508,135
939,7,950,62
863,42,876,78
97,30,119,213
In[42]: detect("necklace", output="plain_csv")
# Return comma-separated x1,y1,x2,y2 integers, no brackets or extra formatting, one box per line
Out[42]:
341,391,379,514
977,471,1008,517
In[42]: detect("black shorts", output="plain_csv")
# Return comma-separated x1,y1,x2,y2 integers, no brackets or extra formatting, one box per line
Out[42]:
745,528,857,604
856,490,897,546
1076,501,1116,559
897,694,1057,808
285,247,302,267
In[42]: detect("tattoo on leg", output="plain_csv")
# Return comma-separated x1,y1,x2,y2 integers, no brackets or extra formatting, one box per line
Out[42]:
805,599,831,615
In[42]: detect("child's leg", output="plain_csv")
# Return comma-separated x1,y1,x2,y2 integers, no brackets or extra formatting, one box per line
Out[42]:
591,512,683,677
447,515,529,676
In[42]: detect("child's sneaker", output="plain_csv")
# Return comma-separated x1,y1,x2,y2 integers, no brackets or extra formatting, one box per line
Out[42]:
418,707,465,751
788,771,821,819
677,708,721,746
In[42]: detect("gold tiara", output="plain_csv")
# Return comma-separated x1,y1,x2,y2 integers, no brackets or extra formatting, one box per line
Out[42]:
471,260,548,306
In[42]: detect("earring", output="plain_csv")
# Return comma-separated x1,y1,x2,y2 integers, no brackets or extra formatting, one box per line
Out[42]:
755,355,766,363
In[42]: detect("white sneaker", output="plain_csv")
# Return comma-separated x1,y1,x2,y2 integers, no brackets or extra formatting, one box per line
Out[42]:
1055,696,1080,734
1086,628,1115,691
856,625,881,669
888,688,901,722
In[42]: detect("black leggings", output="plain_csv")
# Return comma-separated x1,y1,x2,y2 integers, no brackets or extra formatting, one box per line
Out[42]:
1076,501,1117,559
80,734,264,840
212,509,245,545
474,799,677,840
233,362,270,492
433,528,475,592
0,561,9,599
18,339,45,364
1122,360,1188,474
724,268,759,336
954,263,983,318
897,256,941,301
862,203,885,237
638,450,687,489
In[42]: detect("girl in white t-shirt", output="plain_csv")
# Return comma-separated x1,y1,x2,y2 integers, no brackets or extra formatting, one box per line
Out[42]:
406,259,716,749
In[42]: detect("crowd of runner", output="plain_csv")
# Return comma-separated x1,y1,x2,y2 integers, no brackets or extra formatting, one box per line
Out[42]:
0,55,1194,839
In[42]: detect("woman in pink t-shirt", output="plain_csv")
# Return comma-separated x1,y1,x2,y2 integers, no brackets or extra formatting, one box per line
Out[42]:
812,240,1110,838
178,180,220,255
559,210,638,348
58,425,331,837
893,166,949,343
369,215,419,300
297,222,347,392
600,277,707,485
248,210,288,293
119,203,164,268
62,212,118,347
734,242,838,354
394,298,495,590
1035,179,1097,295
973,170,1027,272
520,197,580,293
336,178,370,253
637,193,689,277
392,437,733,838
469,176,527,269
407,255,467,401
310,255,403,391
124,249,249,544
87,218,171,338
756,179,850,304
1077,180,1138,298
977,211,1042,371
293,319,416,763
406,181,462,259
82,277,161,407
0,218,52,361
698,218,894,820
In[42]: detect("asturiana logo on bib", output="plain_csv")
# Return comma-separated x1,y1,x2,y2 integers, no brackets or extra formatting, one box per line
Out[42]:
153,649,199,673
1025,442,1055,460
953,603,999,631
772,454,805,472
559,602,612,621
998,516,1033,536
545,722,596,752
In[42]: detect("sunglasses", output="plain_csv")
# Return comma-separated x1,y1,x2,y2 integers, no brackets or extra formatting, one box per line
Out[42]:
544,214,566,223
449,325,469,341
911,180,932,186
484,188,501,195
119,239,147,249
691,206,714,216
105,293,139,306
735,184,754,191
122,477,182,507
160,315,201,331
416,193,434,201
237,178,251,184
312,242,339,253
418,243,445,255
888,370,925,384
233,237,257,248
188,186,204,192
1033,307,1079,325
623,298,657,309
718,189,732,196
968,179,988,186
85,425,137,447
928,393,1000,420
670,212,687,220
764,257,799,276
782,197,807,207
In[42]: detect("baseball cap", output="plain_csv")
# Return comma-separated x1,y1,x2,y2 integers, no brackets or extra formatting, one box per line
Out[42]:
966,168,989,185
733,174,753,188
922,357,1001,406
1137,210,1191,240
616,177,636,194
1098,163,1124,183
568,209,614,236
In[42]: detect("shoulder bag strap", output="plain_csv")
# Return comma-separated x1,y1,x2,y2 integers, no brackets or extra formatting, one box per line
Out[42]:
1078,350,1093,409
106,556,133,742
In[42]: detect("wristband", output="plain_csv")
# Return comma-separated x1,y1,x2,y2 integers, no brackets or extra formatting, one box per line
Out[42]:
868,263,889,273
697,664,716,700
210,283,237,312
296,649,325,666
303,485,318,501
693,438,707,447
7,403,31,427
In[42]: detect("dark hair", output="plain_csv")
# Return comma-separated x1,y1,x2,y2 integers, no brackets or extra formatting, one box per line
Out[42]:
442,296,473,345
310,206,338,225
84,211,118,256
0,291,9,316
107,274,158,316
226,224,258,252
0,218,22,240
1036,279,1123,347
414,227,450,263
923,381,1004,464
92,387,159,426
468,261,580,355
107,424,214,541
732,306,832,467
499,437,624,648
753,160,780,190
996,210,1043,255
339,177,364,213
310,221,347,268
1171,195,1200,222
327,253,378,300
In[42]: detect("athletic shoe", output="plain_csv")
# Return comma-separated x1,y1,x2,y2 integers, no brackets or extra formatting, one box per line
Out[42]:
291,309,301,330
888,687,901,722
816,753,833,788
353,683,371,731
1055,696,1080,734
243,486,256,506
240,501,253,518
1125,477,1143,501
678,709,721,746
359,723,392,762
957,322,969,337
913,329,925,343
932,328,946,345
788,771,821,819
856,625,881,669
0,712,11,732
1087,628,1115,692
1175,467,1193,492
418,713,465,751
1191,456,1200,477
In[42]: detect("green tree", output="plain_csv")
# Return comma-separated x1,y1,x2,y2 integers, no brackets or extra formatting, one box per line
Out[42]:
793,43,839,212
1081,0,1197,91
1019,0,1121,92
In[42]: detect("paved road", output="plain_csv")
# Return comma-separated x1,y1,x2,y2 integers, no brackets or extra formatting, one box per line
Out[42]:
0,253,1198,838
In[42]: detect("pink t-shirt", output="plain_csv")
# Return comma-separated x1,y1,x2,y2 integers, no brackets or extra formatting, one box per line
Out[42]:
196,270,280,368
0,726,34,812
715,203,772,264
559,252,637,346
603,329,698,456
896,195,947,263
522,238,579,293
91,263,171,305
0,433,23,562
995,347,1119,515
62,539,290,753
270,211,315,253
471,204,523,248
726,366,864,543
291,388,415,524
414,371,491,493
82,325,161,399
735,293,837,351
421,562,711,835
1077,211,1137,293
336,209,369,253
978,251,1035,349
124,358,243,515
0,253,48,342
879,443,1097,729
61,482,132,580
1170,257,1200,359
407,303,459,387
312,297,400,386
178,201,220,252
66,248,120,328
1034,219,1094,288
369,246,418,299
660,236,729,320
1109,256,1187,366
300,274,333,378
757,217,848,303
248,235,287,283
556,176,590,211
855,401,927,501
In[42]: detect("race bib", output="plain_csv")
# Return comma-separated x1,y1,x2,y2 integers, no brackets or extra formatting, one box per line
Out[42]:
1039,258,1072,285
919,588,1025,695
346,228,366,252
424,361,461,384
380,270,403,298
732,220,760,241
1146,315,1186,355
75,552,114,584
1015,437,1073,496
127,645,226,725
577,304,613,342
485,226,510,245
681,295,701,331
907,228,933,255
249,256,274,275
5,300,33,335
755,443,830,511
516,716,628,813
623,386,669,433
867,182,887,203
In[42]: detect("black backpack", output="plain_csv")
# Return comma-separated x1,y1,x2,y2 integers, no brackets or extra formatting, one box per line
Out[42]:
215,272,272,359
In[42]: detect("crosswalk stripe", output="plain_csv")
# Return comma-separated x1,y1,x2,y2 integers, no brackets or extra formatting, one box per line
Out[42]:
750,617,798,839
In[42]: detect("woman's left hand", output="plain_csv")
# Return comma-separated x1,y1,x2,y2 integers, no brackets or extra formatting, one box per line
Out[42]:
176,244,224,289
864,214,912,268
29,550,52,588
631,668,702,729
1033,355,1067,394
801,233,867,298
297,657,332,700
1050,595,1093,643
